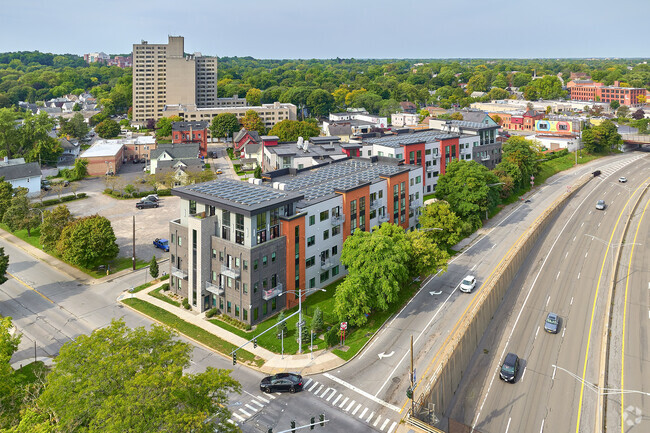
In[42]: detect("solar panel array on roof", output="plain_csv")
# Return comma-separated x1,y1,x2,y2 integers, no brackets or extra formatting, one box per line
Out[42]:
363,130,457,148
276,159,412,202
187,180,288,206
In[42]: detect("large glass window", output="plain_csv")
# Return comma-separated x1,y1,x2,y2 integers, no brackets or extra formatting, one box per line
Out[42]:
320,210,329,221
256,212,267,244
235,214,244,245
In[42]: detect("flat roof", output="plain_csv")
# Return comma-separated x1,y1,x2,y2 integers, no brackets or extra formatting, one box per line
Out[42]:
80,140,124,158
265,141,346,158
363,130,458,148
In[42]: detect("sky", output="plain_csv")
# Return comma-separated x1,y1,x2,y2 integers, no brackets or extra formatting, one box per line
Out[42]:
2,0,649,59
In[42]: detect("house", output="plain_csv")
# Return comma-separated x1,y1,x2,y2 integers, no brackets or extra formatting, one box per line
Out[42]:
447,110,499,126
0,157,42,196
172,121,209,157
391,113,420,128
149,143,201,175
262,137,348,171
400,101,418,114
233,129,262,152
155,159,205,186
57,137,81,167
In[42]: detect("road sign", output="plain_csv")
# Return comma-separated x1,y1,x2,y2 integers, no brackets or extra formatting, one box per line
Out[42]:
340,322,348,331
413,368,417,384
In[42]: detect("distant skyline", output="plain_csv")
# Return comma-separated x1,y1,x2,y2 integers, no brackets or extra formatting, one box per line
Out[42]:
3,0,649,60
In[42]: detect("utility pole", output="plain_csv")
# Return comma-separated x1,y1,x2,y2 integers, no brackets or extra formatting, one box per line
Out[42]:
410,335,414,416
132,215,136,270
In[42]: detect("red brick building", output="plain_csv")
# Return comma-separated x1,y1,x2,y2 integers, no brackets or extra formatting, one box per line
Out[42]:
172,121,209,157
493,110,544,131
567,80,645,107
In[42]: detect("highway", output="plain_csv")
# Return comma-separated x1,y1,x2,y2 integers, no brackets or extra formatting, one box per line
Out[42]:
446,155,650,433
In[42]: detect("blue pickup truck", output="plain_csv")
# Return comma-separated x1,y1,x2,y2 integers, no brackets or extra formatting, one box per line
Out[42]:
153,238,169,252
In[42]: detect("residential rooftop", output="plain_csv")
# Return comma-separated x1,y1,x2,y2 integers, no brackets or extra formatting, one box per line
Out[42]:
362,129,459,148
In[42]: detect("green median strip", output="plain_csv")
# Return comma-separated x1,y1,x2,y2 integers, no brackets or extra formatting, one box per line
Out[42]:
122,298,263,367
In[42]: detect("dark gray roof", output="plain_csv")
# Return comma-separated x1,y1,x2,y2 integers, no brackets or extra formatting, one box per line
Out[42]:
234,129,261,143
310,136,342,145
448,110,490,124
363,130,458,148
0,162,42,181
151,143,200,160
157,159,204,170
58,137,78,150
171,121,209,131
265,141,346,158
327,123,352,136
442,120,500,131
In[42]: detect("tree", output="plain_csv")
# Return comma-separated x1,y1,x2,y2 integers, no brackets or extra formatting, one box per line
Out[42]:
268,119,320,142
71,158,88,181
616,105,630,119
241,110,265,135
209,112,240,140
254,165,262,179
59,112,89,139
609,100,620,110
311,307,324,334
486,87,510,100
306,89,335,117
405,230,449,278
0,176,13,221
434,160,501,229
1,316,23,428
637,94,646,105
26,135,63,166
149,255,159,279
500,136,541,188
95,119,120,139
276,311,288,338
632,109,645,120
450,112,463,120
0,247,8,285
29,319,240,433
56,215,119,269
39,205,74,250
155,115,182,139
245,88,262,106
491,114,502,125
2,188,40,237
418,201,469,250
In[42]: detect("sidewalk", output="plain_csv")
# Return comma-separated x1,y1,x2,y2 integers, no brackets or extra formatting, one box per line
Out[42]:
122,281,346,374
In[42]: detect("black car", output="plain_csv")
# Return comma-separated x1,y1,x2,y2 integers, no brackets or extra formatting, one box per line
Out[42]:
136,200,159,209
260,373,303,393
499,353,519,383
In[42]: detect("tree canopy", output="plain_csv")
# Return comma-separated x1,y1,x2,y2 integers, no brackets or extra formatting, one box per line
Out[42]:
56,215,119,269
95,119,120,139
240,110,265,135
268,119,320,142
209,112,241,139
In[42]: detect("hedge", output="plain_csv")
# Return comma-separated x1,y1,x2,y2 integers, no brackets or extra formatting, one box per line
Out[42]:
103,189,172,199
34,193,87,208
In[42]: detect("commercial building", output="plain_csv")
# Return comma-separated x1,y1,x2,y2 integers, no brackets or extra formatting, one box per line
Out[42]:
172,121,209,157
162,102,297,132
567,80,645,107
429,119,502,170
132,36,217,124
122,135,157,162
494,110,544,131
168,157,424,322
79,140,125,176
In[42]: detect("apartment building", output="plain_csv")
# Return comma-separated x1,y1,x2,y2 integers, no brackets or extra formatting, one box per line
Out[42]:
168,157,423,323
429,119,501,170
567,80,645,107
132,36,217,124
162,102,297,132
172,121,209,157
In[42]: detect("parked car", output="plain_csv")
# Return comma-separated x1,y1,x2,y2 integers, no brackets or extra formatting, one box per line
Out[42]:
596,200,606,210
132,158,140,164
460,275,476,293
618,177,627,183
260,373,303,393
216,169,223,175
136,200,159,209
41,180,51,191
499,353,520,383
143,166,150,172
153,238,169,252
140,194,159,202
544,312,559,334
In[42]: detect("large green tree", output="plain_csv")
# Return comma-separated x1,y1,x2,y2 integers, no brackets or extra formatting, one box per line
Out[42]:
434,160,501,229
56,215,119,269
245,88,262,106
2,188,40,237
59,112,89,139
240,110,265,136
499,136,541,188
405,230,449,278
0,176,13,221
306,89,335,117
17,319,241,433
39,205,74,251
268,119,320,142
0,108,20,158
0,316,23,428
209,112,241,140
418,201,469,250
95,119,120,139
0,247,8,285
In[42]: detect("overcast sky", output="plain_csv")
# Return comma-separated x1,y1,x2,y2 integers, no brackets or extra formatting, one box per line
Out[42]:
3,0,649,59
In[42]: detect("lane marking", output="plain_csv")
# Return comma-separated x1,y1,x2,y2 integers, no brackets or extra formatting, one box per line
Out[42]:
388,421,398,433
552,365,557,380
345,400,356,412
251,399,264,408
585,252,588,258
325,389,336,401
546,295,551,307
245,404,257,412
540,418,545,433
332,394,342,406
239,408,251,417
304,378,313,387
232,412,245,422
352,403,362,415
556,271,561,280
308,381,319,392
505,417,512,433
338,397,348,408
565,251,569,259
381,418,390,430
578,273,580,280
256,395,270,403
324,373,400,412
471,264,477,271
521,367,526,383
562,328,566,338
535,326,540,338
366,411,375,423
314,385,323,396
359,407,368,419
7,272,54,303
571,297,574,305
374,415,382,427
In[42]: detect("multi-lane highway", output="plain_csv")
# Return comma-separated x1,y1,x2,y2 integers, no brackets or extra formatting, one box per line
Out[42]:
447,154,649,433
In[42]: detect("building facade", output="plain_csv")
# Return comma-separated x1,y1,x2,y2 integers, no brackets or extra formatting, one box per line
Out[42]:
0,158,42,196
567,80,645,107
169,157,423,323
172,121,209,157
132,36,217,124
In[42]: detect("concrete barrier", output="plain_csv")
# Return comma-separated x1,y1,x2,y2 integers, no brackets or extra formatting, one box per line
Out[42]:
411,173,593,427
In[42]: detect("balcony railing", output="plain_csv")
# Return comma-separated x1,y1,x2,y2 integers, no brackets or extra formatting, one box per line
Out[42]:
262,283,283,301
221,264,240,279
205,281,224,296
331,214,345,226
370,200,383,210
171,266,188,280
320,259,333,270
426,165,436,172
378,213,389,223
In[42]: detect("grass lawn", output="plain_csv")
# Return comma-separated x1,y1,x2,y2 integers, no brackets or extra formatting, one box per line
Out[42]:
536,151,602,185
122,298,262,367
149,286,181,307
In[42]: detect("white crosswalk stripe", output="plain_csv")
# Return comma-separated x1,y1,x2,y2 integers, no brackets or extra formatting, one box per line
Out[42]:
332,394,342,406
314,385,324,396
256,395,270,403
239,408,251,417
226,419,235,425
308,381,319,392
366,411,375,423
380,418,390,430
352,403,362,415
345,400,356,412
266,393,276,399
232,412,245,422
304,378,313,387
324,388,336,401
338,397,349,408
373,415,382,427
251,399,264,408
358,407,368,419
245,404,257,413
388,421,398,433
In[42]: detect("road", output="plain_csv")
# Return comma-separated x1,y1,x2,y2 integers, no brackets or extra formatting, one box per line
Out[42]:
446,155,650,432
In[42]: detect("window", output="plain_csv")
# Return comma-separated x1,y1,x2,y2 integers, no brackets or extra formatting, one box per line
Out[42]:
320,210,329,221
323,229,329,240
211,249,216,258
171,233,175,243
271,252,276,262
235,257,240,268
332,225,340,236
306,256,315,268
332,245,338,256
178,236,182,246
253,259,258,270
243,260,248,270
307,236,315,247
309,215,315,226
243,283,248,294
235,305,240,317
253,307,258,321
262,256,268,266
243,308,247,321
332,266,339,276
227,301,231,313
309,277,316,288
253,282,259,293
262,302,267,316
320,270,329,283
271,298,277,311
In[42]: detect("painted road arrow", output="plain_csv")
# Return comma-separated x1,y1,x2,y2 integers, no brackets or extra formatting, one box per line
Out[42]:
378,351,395,360
430,290,442,295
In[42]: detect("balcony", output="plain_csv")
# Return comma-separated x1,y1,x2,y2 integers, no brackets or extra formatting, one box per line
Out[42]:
409,201,419,210
378,213,389,223
370,200,383,210
205,281,224,296
426,165,436,172
331,214,345,226
262,283,283,301
481,156,491,161
320,259,333,270
171,266,188,280
221,264,240,280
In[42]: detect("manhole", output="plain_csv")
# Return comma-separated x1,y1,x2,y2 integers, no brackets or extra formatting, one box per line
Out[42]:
392,377,401,384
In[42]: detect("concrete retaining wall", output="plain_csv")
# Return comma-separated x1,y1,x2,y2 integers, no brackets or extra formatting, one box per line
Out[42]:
413,174,592,424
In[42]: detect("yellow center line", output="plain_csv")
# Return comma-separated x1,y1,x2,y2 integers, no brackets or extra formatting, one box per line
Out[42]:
7,272,54,304
575,178,649,433
620,194,649,433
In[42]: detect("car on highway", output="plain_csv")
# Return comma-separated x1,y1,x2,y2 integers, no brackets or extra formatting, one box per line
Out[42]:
499,353,519,383
618,177,627,183
260,373,303,393
153,238,169,252
459,275,476,293
544,312,559,334
136,199,159,209
596,200,606,210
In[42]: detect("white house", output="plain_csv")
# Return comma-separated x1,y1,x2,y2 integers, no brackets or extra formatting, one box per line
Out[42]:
0,157,42,196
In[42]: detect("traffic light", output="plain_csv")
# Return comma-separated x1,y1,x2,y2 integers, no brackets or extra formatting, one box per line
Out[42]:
319,413,325,427
267,429,272,433
406,386,413,399
290,420,296,433
232,352,237,365
254,339,257,348
310,416,315,430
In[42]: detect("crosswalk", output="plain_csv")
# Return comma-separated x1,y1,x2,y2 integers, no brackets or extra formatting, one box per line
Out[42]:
302,377,399,433
228,392,277,424
598,153,646,178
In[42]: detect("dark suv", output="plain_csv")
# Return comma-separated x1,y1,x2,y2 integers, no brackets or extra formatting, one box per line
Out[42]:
136,200,159,209
500,353,519,383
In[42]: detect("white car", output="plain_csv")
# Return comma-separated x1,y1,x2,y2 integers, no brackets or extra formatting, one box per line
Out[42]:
618,177,627,183
460,275,476,293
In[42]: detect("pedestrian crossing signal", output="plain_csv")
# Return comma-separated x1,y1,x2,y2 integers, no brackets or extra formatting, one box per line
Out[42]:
319,413,325,426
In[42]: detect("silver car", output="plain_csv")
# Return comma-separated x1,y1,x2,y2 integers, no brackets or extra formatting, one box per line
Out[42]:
460,275,476,293
544,312,559,334
596,200,605,210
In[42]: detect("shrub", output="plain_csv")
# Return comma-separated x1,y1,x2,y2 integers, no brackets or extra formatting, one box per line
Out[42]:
160,283,169,291
218,314,252,331
326,327,340,348
311,307,324,334
204,163,210,169
182,298,191,310
205,308,219,318
157,189,172,197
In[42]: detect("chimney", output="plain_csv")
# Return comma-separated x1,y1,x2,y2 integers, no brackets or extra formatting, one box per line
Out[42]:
614,81,620,87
